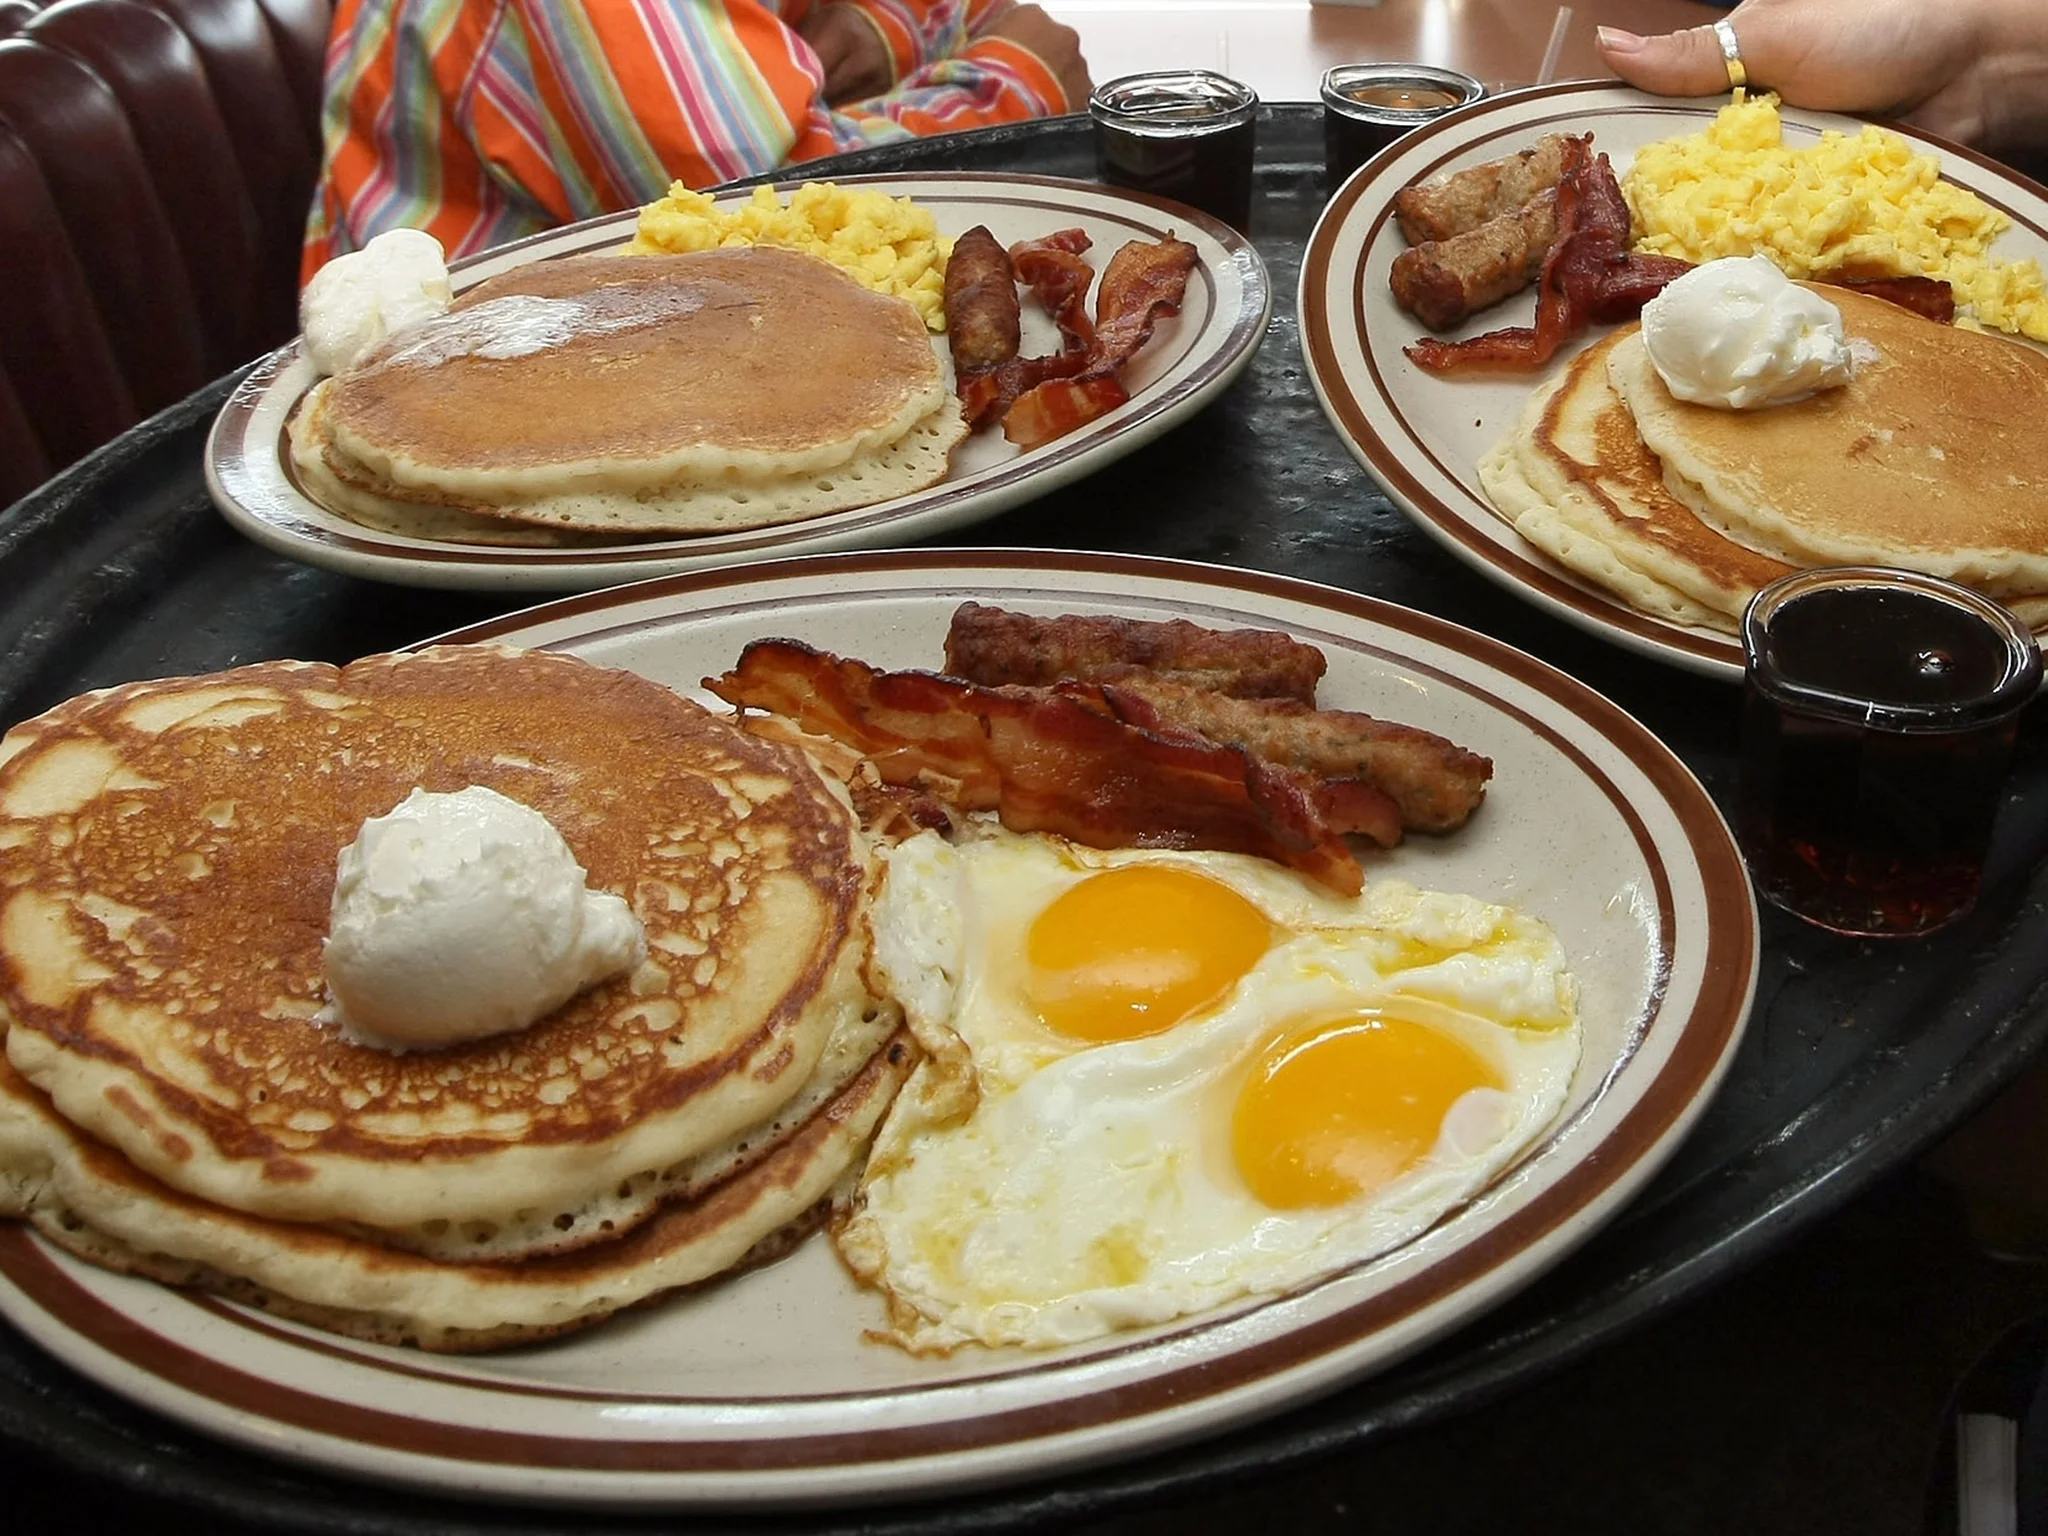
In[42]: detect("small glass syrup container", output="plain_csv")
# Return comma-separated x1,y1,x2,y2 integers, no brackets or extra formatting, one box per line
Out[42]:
1736,566,2041,937
1089,70,1260,231
1321,63,1485,192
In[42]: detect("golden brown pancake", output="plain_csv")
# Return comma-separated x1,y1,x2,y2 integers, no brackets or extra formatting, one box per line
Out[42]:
0,644,882,1243
0,1034,915,1351
1609,289,2048,601
1478,328,1794,633
295,247,967,538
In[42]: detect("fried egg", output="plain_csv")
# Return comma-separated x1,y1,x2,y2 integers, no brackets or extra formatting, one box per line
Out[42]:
838,825,1582,1352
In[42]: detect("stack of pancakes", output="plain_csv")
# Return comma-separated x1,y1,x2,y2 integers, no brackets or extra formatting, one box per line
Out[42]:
0,644,915,1350
1480,286,2048,631
289,247,968,545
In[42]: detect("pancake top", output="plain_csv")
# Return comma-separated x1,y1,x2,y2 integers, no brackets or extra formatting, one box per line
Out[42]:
1613,289,2048,580
319,248,948,495
0,645,878,1229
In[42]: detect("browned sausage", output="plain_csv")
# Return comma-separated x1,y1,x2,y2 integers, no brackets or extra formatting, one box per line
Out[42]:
1389,188,1559,331
1392,134,1574,245
942,224,1021,374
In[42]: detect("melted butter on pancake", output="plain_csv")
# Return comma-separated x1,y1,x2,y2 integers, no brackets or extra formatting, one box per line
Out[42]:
376,286,711,369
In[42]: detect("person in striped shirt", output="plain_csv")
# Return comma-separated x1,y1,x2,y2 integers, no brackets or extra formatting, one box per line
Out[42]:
303,0,1091,281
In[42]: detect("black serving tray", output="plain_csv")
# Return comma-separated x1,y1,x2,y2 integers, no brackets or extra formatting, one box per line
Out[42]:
4,106,2047,1535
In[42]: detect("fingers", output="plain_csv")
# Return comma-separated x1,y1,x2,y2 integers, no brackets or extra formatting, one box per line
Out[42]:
1595,22,1739,97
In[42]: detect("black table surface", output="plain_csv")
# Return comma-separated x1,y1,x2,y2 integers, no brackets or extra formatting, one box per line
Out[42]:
4,105,2048,1534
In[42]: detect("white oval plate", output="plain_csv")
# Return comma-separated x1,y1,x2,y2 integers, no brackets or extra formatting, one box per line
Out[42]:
0,550,1757,1510
205,176,1270,592
1299,83,2048,680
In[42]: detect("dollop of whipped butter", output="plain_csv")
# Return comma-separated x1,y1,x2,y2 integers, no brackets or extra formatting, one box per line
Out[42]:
320,786,645,1051
299,228,453,377
1641,254,1863,410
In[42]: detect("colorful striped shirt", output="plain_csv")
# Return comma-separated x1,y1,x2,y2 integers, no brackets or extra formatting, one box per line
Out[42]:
303,0,1069,281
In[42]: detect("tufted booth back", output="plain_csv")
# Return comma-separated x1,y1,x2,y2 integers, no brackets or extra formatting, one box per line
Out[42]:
0,0,331,507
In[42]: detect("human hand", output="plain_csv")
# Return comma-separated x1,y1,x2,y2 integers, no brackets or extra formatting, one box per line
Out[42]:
1594,0,2013,145
799,4,895,106
984,4,1092,111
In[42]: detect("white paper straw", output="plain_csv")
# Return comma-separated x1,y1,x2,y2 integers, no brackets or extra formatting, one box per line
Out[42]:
1536,5,1574,85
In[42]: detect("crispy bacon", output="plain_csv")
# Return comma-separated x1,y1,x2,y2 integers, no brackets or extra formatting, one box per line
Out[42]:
1012,235,1100,356
1004,235,1198,447
1089,235,1200,370
944,602,1327,703
1012,228,1094,261
705,640,1363,894
1012,230,1095,308
1001,376,1131,449
1585,254,1694,322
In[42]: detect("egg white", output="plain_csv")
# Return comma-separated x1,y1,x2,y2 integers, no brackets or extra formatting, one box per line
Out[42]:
837,825,1582,1353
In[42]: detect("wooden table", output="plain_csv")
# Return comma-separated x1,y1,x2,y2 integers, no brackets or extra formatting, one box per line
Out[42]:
1044,0,1724,104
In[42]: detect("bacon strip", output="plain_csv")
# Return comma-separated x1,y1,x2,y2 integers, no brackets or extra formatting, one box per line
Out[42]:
944,602,1325,703
1090,235,1199,368
706,640,1363,894
1000,376,1130,449
1585,254,1694,322
1834,274,1956,323
1004,235,1198,447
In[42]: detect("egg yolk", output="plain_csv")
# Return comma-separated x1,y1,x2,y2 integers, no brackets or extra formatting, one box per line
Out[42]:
1232,1012,1503,1208
1024,865,1271,1042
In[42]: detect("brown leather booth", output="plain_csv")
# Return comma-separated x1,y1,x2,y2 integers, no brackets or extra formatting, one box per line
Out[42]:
0,0,330,508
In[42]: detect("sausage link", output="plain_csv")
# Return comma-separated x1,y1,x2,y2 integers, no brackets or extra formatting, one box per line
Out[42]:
942,224,1022,374
1392,133,1573,245
1389,188,1559,331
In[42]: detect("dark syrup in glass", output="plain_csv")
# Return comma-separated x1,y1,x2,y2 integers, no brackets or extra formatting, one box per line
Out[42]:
1738,584,2032,935
1090,72,1258,230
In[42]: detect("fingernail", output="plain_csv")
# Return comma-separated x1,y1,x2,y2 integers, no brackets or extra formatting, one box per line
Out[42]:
1596,26,1645,52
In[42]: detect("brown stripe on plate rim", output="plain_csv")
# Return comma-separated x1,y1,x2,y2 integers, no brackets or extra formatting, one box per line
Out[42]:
0,552,1755,1475
243,178,1263,564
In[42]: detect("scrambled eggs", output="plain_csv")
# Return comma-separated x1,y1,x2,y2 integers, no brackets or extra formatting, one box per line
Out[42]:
1624,93,2048,341
628,181,953,331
